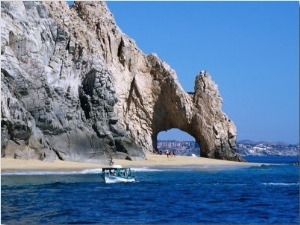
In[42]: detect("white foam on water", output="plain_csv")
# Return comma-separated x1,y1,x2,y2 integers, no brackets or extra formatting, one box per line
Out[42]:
1,167,163,175
2,171,77,175
80,168,103,174
131,167,163,172
2,168,103,176
0,164,264,176
262,182,299,186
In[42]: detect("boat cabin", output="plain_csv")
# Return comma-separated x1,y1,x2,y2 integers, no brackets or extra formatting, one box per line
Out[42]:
101,168,133,178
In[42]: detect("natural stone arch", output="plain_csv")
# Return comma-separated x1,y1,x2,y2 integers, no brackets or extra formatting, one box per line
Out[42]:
142,55,243,161
0,1,243,163
62,1,243,162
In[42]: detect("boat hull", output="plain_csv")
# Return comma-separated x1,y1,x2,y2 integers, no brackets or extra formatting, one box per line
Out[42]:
103,175,135,183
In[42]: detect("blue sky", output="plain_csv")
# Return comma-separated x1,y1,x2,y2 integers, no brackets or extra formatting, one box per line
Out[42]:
68,1,299,144
106,1,299,144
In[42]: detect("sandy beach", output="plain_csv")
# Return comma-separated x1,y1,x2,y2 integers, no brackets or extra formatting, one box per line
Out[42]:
1,155,258,172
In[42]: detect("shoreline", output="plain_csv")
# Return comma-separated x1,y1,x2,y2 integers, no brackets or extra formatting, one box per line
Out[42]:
1,155,261,173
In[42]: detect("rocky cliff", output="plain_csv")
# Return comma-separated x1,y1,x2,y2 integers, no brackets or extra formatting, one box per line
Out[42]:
1,1,244,164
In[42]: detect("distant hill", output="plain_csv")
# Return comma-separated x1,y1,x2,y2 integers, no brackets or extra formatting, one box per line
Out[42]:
238,140,292,146
236,140,299,156
238,140,260,145
157,140,299,157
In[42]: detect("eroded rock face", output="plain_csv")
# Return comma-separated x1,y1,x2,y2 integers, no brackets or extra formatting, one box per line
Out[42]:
1,1,243,163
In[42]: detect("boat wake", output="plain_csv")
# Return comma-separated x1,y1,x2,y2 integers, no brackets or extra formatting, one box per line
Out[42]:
131,167,163,172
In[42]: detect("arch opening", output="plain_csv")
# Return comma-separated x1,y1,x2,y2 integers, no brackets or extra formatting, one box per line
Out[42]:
156,128,201,156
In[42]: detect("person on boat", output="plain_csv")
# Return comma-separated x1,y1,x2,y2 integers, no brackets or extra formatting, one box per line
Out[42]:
110,169,116,176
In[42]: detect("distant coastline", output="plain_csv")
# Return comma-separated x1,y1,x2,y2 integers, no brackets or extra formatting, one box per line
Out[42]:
157,140,299,157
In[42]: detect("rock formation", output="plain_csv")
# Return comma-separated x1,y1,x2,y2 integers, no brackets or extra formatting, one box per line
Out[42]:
1,1,244,164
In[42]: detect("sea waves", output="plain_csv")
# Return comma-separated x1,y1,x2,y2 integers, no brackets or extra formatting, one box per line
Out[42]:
262,182,299,186
2,156,299,224
1,167,163,176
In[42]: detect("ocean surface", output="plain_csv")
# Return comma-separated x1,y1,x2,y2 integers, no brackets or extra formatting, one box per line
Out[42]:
1,156,299,224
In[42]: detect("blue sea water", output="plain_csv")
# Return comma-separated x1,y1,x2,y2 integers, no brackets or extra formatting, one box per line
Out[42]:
1,156,299,224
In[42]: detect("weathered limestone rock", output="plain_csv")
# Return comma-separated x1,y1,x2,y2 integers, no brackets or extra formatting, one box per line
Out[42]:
1,1,145,164
192,71,240,160
1,1,243,163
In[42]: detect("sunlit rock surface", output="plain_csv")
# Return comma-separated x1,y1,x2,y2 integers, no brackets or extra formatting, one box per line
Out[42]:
1,1,243,163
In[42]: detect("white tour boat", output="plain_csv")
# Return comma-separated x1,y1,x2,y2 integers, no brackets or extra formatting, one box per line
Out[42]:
100,167,135,183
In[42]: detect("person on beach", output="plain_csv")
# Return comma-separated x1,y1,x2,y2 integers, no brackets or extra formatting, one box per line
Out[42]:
109,158,114,166
166,150,170,158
